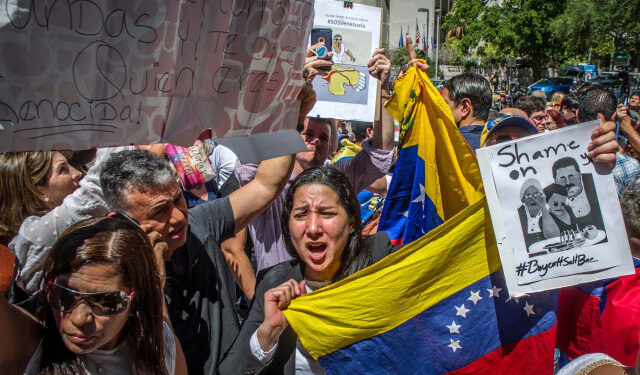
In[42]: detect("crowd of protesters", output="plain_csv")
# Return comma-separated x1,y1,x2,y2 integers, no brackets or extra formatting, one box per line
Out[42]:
0,27,639,375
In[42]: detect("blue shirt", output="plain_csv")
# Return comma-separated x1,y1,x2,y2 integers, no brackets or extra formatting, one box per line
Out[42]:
459,125,484,152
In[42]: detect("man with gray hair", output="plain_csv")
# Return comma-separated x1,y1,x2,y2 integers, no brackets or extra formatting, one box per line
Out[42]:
100,149,295,375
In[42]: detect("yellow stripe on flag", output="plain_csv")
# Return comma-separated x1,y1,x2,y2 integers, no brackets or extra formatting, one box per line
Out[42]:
384,63,484,221
284,198,502,359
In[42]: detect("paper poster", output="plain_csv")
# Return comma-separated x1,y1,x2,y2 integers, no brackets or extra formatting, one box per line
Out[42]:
477,121,635,296
0,0,311,162
307,0,380,122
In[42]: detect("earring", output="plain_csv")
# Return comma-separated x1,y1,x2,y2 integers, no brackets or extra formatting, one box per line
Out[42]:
43,197,50,202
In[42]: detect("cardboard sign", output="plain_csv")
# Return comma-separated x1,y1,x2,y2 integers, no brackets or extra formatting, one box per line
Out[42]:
0,0,312,162
478,121,635,296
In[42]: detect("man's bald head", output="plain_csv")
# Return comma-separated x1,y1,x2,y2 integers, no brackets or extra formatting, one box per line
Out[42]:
499,107,528,117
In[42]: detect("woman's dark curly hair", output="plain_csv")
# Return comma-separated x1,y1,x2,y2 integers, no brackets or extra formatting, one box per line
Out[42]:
38,217,167,374
281,167,371,281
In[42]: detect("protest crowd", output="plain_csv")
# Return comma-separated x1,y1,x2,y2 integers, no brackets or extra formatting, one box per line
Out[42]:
1,2,640,375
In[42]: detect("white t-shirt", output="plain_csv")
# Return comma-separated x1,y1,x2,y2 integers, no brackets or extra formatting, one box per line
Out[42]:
332,43,351,64
23,322,175,374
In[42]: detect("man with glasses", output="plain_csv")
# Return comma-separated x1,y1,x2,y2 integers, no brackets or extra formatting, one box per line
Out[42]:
515,95,550,132
332,34,356,64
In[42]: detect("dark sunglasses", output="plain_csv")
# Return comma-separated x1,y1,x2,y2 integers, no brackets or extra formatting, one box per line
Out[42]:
47,281,134,316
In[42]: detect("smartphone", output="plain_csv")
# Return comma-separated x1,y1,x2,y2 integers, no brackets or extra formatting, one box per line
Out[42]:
311,28,333,52
114,211,139,226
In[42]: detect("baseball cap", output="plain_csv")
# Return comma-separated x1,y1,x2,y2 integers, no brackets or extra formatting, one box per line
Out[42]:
480,115,538,146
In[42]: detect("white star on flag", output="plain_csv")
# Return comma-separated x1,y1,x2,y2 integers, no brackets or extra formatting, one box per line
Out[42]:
487,285,502,298
402,210,409,217
448,338,462,352
468,290,483,305
455,304,470,318
411,184,426,209
446,321,461,334
523,301,535,316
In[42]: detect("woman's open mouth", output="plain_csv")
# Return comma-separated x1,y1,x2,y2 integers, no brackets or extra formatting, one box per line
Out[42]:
306,243,327,261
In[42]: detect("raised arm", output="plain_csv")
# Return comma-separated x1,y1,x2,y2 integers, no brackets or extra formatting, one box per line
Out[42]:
229,154,295,233
617,104,640,155
369,48,394,151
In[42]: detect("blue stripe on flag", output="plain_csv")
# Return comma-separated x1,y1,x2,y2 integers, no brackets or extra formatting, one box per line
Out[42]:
318,271,557,375
378,145,443,243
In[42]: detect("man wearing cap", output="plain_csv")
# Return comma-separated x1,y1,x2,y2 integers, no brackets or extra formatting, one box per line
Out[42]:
479,114,538,147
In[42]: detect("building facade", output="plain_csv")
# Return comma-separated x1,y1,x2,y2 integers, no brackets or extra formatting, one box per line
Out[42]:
389,0,451,59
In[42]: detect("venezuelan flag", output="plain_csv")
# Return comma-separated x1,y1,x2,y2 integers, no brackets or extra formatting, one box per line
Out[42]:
284,200,558,374
377,62,484,245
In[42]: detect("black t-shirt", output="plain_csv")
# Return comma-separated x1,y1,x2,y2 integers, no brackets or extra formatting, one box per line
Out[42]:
165,197,239,375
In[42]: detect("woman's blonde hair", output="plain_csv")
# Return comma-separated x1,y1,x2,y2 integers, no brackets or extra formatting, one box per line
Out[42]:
0,151,54,238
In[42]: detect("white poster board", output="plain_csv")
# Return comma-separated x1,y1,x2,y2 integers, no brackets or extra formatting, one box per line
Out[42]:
307,0,380,122
0,0,312,162
477,121,635,296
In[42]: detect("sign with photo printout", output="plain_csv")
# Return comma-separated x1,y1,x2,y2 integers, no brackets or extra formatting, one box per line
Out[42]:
307,0,381,122
0,0,312,162
477,121,635,296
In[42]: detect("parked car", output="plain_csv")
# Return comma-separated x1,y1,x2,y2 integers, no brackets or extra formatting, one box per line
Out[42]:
527,77,574,99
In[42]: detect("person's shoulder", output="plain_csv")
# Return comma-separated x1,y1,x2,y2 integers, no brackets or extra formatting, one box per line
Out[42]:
364,232,399,262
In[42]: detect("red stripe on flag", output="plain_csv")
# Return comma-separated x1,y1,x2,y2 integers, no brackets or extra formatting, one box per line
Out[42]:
556,286,603,361
390,237,404,245
557,267,640,366
449,326,557,375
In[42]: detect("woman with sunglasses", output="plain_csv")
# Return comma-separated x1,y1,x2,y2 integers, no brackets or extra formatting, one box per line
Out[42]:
0,217,186,374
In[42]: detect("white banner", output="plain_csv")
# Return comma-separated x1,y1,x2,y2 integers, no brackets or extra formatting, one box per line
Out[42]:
0,0,313,162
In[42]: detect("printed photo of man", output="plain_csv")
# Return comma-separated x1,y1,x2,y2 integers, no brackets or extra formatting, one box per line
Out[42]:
551,157,604,231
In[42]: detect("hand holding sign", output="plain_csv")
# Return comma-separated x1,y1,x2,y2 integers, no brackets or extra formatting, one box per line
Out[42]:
368,48,391,86
305,42,333,84
587,121,618,169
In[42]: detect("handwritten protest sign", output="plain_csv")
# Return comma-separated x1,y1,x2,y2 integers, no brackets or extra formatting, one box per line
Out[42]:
478,121,635,296
307,0,380,122
0,0,312,162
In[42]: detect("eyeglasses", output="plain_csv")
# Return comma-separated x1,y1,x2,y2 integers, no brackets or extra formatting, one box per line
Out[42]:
47,282,134,316
523,192,541,199
531,114,550,122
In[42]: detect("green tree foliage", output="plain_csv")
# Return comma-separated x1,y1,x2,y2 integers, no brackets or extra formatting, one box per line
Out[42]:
443,0,640,75
443,0,566,78
551,0,640,63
